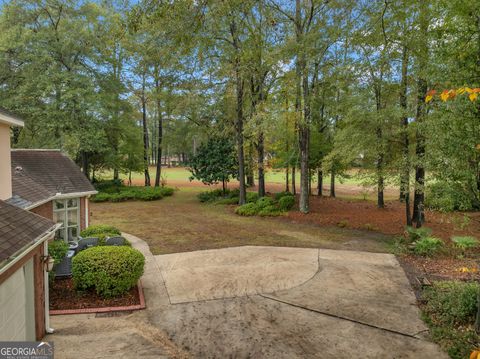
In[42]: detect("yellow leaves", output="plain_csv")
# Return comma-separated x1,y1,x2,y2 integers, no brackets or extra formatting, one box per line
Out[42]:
476,144,480,151
425,87,480,103
470,350,480,359
458,267,478,273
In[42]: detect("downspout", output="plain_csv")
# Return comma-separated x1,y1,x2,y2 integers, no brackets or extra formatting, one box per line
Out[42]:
44,239,54,334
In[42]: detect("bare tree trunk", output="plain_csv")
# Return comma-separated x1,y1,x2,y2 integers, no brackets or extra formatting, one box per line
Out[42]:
141,75,150,187
412,2,429,227
258,132,265,197
247,143,255,187
286,166,290,192
292,166,296,195
330,169,336,198
154,73,163,187
317,169,323,196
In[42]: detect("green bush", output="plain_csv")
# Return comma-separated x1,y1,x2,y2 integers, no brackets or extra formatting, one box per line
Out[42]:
246,192,259,203
91,186,174,203
216,197,239,205
405,226,433,242
235,203,259,216
274,191,293,201
72,246,145,298
48,240,69,264
426,181,474,212
278,195,295,211
413,237,444,256
258,205,282,217
451,236,479,250
198,189,228,203
256,197,275,209
423,281,479,326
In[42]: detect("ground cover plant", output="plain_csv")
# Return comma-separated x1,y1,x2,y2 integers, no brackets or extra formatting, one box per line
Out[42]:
421,281,480,359
72,246,145,298
91,180,174,203
235,192,295,217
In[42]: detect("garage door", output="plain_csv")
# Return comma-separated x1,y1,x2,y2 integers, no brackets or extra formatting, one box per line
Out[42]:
0,259,35,341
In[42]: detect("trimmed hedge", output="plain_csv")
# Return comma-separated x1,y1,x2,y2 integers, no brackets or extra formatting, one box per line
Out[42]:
80,224,121,241
91,186,174,203
72,246,145,297
48,240,69,264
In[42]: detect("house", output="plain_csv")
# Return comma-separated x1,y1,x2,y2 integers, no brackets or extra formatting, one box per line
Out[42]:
0,109,58,341
8,149,97,241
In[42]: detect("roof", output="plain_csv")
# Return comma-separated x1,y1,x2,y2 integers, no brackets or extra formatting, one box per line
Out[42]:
8,150,97,209
0,200,56,265
0,107,24,127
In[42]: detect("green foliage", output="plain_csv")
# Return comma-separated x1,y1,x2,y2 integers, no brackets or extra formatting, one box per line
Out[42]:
256,197,275,209
216,197,240,205
91,186,174,203
246,192,259,203
197,189,229,203
274,191,293,201
413,237,444,256
451,236,479,250
423,281,479,326
80,224,121,241
188,137,237,187
405,226,433,242
257,205,282,217
48,240,69,265
278,195,295,211
72,246,145,298
425,182,475,212
235,202,259,216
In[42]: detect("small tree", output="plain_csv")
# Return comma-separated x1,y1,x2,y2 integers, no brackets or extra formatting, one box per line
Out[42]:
188,137,238,195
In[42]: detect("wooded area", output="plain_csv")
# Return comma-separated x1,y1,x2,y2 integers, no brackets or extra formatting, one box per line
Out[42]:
1,0,479,226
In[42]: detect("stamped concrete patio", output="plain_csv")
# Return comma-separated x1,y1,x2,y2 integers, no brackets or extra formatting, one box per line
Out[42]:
48,233,448,358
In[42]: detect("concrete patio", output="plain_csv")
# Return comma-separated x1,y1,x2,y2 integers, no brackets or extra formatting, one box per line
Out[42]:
48,233,448,358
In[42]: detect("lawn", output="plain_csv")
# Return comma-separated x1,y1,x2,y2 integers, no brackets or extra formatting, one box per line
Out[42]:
90,187,391,255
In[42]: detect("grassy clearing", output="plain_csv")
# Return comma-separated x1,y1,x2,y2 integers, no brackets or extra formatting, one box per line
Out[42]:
90,187,391,255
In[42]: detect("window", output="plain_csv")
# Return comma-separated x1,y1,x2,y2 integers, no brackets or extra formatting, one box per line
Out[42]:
53,198,80,242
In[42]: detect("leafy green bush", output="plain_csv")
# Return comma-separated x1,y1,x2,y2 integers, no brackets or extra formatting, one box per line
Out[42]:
48,240,69,264
278,195,295,211
256,197,275,209
198,189,228,203
80,224,121,239
216,197,239,205
72,246,145,298
451,236,479,250
423,281,479,326
235,203,259,216
426,181,474,212
274,191,293,201
405,226,433,242
91,186,174,203
258,205,282,217
246,192,259,203
413,237,444,256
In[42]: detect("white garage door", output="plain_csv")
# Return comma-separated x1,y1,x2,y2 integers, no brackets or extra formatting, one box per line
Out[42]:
0,259,36,341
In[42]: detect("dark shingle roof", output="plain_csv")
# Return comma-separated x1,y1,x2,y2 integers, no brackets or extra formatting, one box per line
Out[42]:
9,150,96,209
0,200,56,264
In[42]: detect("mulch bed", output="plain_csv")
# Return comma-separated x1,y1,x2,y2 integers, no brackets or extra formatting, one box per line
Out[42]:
49,278,140,310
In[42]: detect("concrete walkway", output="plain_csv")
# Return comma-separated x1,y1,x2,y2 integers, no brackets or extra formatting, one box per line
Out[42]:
48,234,448,359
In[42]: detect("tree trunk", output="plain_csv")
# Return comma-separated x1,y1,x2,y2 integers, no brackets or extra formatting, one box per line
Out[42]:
400,43,412,225
141,76,151,187
230,20,246,205
412,2,429,227
154,73,163,187
317,169,323,196
246,143,255,187
81,150,90,181
292,166,296,195
330,169,336,198
258,132,265,197
286,166,290,192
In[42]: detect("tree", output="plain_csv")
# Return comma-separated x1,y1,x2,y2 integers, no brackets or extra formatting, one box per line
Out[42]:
188,137,238,195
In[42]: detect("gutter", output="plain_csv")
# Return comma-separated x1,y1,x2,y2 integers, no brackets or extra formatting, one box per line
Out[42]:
24,191,98,211
0,223,61,276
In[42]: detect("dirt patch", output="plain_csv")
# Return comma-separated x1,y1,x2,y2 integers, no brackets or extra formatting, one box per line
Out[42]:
49,278,140,310
285,196,480,240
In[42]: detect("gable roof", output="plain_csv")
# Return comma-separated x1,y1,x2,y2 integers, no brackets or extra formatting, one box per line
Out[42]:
0,107,24,127
8,150,97,209
0,200,56,267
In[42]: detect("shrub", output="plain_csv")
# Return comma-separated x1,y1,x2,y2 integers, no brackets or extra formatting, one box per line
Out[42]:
274,191,293,201
216,197,239,205
258,205,282,217
228,188,240,198
425,181,474,212
278,195,295,211
197,189,227,203
72,246,145,298
413,237,444,256
256,197,275,209
235,203,259,216
80,224,121,241
48,240,69,264
405,226,433,242
451,236,479,250
91,186,174,203
423,281,479,326
246,192,259,203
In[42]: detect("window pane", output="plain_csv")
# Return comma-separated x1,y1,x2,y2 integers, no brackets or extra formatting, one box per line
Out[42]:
68,227,78,239
55,228,65,241
54,200,65,210
67,209,78,226
67,198,78,208
53,212,65,228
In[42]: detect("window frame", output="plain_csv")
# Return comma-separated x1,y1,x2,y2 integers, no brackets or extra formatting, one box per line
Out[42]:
53,197,80,242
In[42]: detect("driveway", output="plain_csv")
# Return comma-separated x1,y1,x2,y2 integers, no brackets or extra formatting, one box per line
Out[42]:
48,234,447,358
